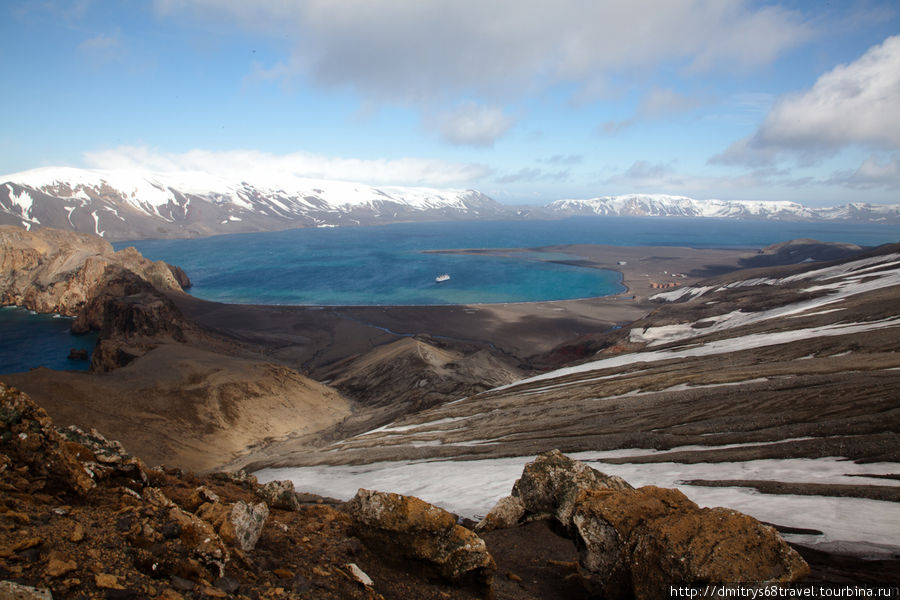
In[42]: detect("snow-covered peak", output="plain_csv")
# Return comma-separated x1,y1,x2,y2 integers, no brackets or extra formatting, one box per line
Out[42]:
548,194,819,220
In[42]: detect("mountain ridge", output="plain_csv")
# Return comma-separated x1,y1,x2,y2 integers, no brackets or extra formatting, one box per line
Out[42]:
2,167,898,240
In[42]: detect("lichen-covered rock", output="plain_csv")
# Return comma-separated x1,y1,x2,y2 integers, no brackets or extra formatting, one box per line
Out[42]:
573,486,810,600
511,449,632,529
0,383,94,496
474,495,526,532
58,424,148,486
346,488,495,590
258,479,302,511
196,500,269,553
0,580,53,599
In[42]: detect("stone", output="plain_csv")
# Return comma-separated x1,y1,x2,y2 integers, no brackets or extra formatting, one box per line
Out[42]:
0,581,53,599
258,480,302,511
511,449,632,530
196,500,269,553
45,552,77,578
70,522,85,543
185,486,221,512
213,576,240,594
345,563,373,587
95,573,125,590
0,384,94,496
572,486,810,600
474,495,526,532
346,488,495,589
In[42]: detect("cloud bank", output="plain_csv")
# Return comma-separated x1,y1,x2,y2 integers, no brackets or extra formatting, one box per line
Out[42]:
712,34,900,189
157,0,811,106
83,146,493,187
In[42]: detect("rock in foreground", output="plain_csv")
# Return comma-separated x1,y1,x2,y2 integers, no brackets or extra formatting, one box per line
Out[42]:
482,450,809,599
346,488,496,593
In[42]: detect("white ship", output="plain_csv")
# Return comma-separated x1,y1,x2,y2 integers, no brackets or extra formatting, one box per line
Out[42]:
435,273,450,283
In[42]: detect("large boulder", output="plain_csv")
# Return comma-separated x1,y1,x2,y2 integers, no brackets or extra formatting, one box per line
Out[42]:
345,488,495,591
509,449,632,530
572,486,810,600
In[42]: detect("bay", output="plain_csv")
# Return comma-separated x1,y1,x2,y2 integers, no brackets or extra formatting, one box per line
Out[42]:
117,217,898,306
0,307,96,373
1,216,896,374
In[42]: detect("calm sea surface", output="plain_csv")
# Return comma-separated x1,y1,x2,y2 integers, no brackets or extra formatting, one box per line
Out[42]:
0,307,97,373
1,217,897,373
113,217,899,306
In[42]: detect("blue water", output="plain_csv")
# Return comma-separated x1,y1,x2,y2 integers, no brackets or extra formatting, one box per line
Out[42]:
0,307,97,374
1,217,896,374
115,217,899,306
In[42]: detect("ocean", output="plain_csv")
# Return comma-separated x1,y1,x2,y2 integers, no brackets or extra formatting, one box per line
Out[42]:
0,307,97,373
1,216,897,373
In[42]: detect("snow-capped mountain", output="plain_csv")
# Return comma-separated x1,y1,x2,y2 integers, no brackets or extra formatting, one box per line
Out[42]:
2,168,898,241
548,194,900,223
0,167,507,241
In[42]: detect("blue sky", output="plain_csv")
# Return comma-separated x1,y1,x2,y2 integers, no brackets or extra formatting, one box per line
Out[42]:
2,0,899,207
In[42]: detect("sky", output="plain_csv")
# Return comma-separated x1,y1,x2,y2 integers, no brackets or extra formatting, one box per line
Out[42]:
1,0,899,207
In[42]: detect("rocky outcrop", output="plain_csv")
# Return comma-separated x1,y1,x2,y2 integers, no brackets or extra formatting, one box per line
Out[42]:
0,383,95,496
508,449,632,530
0,225,188,317
71,267,193,371
573,486,810,600
346,488,495,592
480,451,809,600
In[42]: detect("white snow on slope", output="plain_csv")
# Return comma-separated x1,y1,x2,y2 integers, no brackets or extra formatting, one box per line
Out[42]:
255,452,900,552
504,316,900,390
638,254,900,346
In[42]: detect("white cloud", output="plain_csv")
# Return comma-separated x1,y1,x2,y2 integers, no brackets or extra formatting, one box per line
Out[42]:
433,104,514,147
713,35,900,166
758,35,900,149
78,31,125,64
83,146,493,187
601,87,702,134
155,0,812,106
830,154,900,189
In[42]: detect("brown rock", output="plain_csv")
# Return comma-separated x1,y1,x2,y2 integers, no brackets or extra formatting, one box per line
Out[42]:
475,495,525,532
70,522,85,543
196,500,268,553
185,486,221,513
572,486,810,600
46,552,77,577
12,537,41,552
0,384,95,496
0,226,187,320
258,479,302,511
511,449,632,529
346,488,495,589
95,573,125,590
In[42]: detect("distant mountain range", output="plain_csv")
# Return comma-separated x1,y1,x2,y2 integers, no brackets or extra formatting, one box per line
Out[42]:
1,167,897,240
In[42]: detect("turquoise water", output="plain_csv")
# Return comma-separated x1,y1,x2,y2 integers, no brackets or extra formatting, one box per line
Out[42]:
1,216,896,374
0,306,97,374
114,217,898,306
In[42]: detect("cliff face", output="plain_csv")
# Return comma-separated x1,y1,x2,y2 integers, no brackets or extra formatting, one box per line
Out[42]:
0,225,188,317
